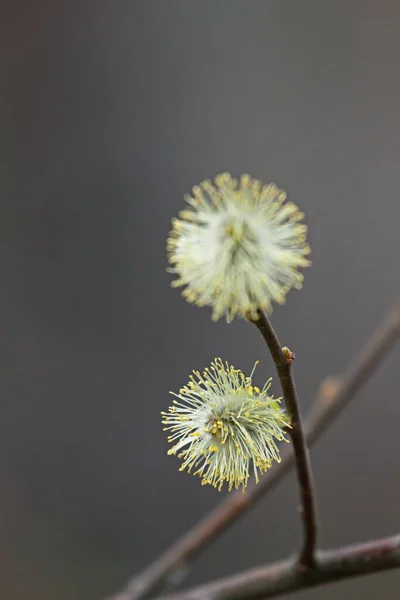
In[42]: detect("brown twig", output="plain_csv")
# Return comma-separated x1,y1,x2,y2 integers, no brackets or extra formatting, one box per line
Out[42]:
156,533,400,600
106,303,400,600
250,310,318,568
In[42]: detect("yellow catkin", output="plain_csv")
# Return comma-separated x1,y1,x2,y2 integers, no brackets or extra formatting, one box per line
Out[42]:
162,358,291,492
167,173,311,322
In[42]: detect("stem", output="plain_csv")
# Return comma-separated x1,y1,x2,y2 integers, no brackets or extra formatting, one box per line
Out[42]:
156,533,400,600
250,310,318,568
105,303,400,600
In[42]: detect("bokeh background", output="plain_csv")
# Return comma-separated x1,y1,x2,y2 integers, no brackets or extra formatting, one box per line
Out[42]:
1,1,399,599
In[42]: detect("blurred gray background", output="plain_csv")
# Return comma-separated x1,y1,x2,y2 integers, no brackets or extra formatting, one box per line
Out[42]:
1,1,399,599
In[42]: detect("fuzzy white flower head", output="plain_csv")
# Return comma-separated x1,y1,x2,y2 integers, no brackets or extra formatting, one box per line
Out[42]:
162,358,290,492
167,173,311,321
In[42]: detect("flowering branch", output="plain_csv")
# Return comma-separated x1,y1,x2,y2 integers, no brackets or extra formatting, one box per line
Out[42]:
156,533,400,600
250,310,317,568
104,303,400,600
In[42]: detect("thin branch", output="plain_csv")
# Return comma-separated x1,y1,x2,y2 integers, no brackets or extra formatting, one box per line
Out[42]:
156,533,400,600
250,310,318,568
105,303,400,600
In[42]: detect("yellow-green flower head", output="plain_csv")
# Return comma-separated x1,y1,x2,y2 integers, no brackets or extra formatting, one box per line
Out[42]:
167,173,311,321
162,358,290,492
